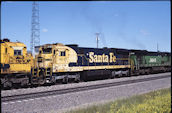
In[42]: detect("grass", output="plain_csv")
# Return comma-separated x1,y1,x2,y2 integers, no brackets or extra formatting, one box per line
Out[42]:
67,88,171,113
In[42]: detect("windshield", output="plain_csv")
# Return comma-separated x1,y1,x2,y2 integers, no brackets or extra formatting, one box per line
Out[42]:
42,48,52,54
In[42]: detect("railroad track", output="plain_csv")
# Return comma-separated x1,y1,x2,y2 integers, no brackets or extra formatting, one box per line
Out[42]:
2,74,171,102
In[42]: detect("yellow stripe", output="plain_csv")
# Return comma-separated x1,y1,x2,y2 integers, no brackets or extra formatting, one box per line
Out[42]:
83,65,130,70
56,65,130,72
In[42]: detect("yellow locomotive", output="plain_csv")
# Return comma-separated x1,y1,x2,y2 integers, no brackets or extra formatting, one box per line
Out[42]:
0,39,34,88
31,43,80,84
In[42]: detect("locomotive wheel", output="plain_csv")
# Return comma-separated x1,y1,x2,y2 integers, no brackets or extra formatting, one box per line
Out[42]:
74,74,81,83
30,77,38,85
39,70,46,85
146,69,150,75
39,76,45,85
62,77,68,84
3,80,12,89
118,73,122,77
126,71,130,77
75,77,80,83
21,79,29,87
109,74,115,79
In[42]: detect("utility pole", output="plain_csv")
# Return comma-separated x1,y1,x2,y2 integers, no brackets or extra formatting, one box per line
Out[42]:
31,1,40,55
95,33,100,48
157,43,159,52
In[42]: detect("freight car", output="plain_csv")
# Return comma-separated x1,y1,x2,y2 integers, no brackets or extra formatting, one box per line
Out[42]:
31,43,171,85
0,39,34,89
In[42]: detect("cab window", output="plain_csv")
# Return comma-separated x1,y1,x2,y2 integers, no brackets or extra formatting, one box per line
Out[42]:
42,48,52,54
60,51,66,56
14,50,22,55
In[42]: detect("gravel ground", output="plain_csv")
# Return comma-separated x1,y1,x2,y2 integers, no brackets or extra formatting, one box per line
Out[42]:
1,73,171,113
1,72,171,97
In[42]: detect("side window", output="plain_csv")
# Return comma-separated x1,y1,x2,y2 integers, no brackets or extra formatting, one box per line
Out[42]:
14,50,22,56
60,51,66,56
5,48,7,54
54,50,56,55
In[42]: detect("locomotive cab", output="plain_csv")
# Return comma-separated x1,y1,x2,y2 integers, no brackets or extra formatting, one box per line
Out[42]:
0,39,33,88
31,43,78,84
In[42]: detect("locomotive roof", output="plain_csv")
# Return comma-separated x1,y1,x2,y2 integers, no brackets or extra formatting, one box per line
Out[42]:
67,44,171,55
35,43,170,55
35,43,64,48
0,40,26,47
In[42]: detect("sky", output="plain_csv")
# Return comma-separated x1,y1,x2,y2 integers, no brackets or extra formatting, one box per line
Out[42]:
1,1,171,52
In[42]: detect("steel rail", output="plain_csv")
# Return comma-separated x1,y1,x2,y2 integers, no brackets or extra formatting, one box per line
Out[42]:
2,74,171,102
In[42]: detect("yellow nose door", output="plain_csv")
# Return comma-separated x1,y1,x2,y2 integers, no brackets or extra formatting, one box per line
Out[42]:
55,49,69,72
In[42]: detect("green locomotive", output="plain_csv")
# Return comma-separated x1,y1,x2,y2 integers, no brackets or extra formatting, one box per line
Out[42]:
130,50,171,75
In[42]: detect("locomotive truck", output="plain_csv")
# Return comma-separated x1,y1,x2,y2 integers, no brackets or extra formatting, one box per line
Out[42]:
0,39,34,88
31,43,171,85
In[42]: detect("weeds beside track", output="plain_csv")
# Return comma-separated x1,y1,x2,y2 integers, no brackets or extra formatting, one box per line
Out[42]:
68,87,171,113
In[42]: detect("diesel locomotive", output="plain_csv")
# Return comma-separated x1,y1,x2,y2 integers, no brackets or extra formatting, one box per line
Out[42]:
31,43,171,85
0,39,34,88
